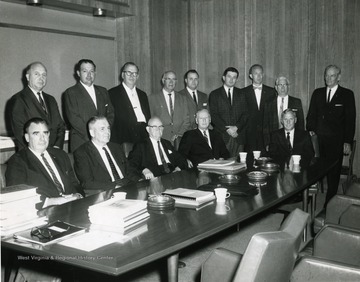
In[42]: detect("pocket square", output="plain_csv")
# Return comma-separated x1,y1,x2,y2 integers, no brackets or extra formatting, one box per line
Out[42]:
203,103,207,106
291,108,298,111
168,150,173,154
335,104,343,106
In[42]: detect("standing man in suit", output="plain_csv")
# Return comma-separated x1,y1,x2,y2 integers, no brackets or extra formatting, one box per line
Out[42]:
208,67,248,157
6,118,83,209
242,64,277,153
128,117,188,180
179,69,208,129
108,62,151,150
268,109,314,167
74,116,138,195
10,62,65,150
263,76,305,148
148,71,191,149
63,59,114,152
179,109,229,167
307,65,356,206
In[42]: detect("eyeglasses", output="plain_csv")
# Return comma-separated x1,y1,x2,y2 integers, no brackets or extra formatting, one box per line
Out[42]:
148,125,164,130
123,71,139,77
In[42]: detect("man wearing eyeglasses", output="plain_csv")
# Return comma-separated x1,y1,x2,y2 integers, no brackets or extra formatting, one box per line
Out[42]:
64,59,114,152
128,117,188,179
108,62,151,150
263,76,304,149
148,71,190,149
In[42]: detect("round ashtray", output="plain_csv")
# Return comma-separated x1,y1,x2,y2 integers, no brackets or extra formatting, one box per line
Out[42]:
247,171,268,182
255,157,272,166
147,195,175,211
219,174,241,184
260,162,280,173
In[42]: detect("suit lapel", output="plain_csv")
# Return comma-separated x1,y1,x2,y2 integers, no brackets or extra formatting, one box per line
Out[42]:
146,138,160,167
197,129,212,151
88,142,109,173
78,83,97,112
159,91,172,120
22,88,48,118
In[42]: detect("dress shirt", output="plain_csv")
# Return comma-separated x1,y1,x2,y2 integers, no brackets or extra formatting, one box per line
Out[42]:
162,89,175,116
327,84,338,102
277,95,289,114
187,87,198,102
200,128,212,148
223,86,233,102
91,141,124,181
29,87,46,106
149,137,170,165
29,148,64,189
123,82,146,122
253,84,262,109
80,81,97,109
285,129,295,148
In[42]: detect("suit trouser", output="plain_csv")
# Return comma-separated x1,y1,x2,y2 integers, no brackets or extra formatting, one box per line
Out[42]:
318,134,344,206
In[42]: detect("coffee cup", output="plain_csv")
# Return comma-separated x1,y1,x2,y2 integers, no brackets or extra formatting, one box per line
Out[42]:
239,152,247,163
112,192,127,199
215,202,230,215
253,151,261,159
292,155,301,165
214,188,230,203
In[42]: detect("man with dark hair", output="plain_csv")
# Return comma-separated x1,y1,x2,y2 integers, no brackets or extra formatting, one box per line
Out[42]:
307,65,356,206
179,69,208,129
63,59,114,152
241,64,277,153
209,67,248,157
74,116,138,195
6,118,83,208
108,62,151,151
10,62,65,150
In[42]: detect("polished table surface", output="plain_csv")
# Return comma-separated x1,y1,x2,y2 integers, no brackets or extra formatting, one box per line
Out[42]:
2,159,333,279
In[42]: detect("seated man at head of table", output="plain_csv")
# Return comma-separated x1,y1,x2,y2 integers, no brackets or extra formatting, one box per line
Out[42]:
268,109,314,167
178,109,230,167
73,116,138,195
128,117,188,180
6,117,83,209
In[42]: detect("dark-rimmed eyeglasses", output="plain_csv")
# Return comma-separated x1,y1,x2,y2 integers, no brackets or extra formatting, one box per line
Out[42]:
123,71,139,77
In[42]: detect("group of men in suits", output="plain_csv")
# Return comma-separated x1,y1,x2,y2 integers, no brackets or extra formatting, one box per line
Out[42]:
7,61,356,207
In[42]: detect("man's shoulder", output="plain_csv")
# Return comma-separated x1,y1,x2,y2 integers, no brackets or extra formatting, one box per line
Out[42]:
47,147,68,158
64,83,82,93
94,84,108,94
337,85,354,95
209,86,225,96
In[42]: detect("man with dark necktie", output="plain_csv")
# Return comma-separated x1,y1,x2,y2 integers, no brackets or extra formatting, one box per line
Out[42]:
128,117,188,180
10,62,65,150
6,118,83,209
73,116,138,195
179,109,229,167
179,69,208,129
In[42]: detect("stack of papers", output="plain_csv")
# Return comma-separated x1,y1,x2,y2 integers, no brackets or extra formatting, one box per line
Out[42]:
162,188,215,208
197,159,246,174
1,185,47,238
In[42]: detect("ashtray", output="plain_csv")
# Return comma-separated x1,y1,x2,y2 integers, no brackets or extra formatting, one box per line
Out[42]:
255,157,272,166
219,174,241,184
260,163,280,173
247,171,268,182
147,195,175,211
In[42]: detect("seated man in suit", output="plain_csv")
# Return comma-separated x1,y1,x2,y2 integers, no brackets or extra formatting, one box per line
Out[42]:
268,109,314,167
128,117,188,180
74,116,138,194
6,118,83,209
179,109,230,167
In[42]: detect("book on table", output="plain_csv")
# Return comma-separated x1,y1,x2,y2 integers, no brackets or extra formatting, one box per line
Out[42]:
197,160,246,174
13,220,86,246
162,188,215,207
197,159,236,168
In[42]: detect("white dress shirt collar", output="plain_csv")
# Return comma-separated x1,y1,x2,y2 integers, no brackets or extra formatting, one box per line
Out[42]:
80,81,97,109
149,137,170,165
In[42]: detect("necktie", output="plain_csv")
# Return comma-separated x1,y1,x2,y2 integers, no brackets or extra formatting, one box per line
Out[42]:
203,130,210,147
158,141,170,173
41,153,63,195
168,93,174,120
37,92,47,114
279,97,284,128
192,91,197,105
327,89,331,103
286,132,292,151
103,147,121,181
228,89,232,106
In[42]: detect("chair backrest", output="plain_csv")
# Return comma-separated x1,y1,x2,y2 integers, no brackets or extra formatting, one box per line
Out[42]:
233,208,309,282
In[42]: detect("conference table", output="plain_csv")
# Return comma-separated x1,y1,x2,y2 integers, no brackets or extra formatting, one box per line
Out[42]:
2,158,333,282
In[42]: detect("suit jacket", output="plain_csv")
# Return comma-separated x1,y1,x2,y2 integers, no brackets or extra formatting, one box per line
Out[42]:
306,86,356,144
268,128,314,167
178,88,208,129
108,84,151,144
178,128,230,166
242,84,277,151
74,141,137,191
5,147,82,202
10,87,65,150
63,82,115,152
148,91,191,143
208,86,248,144
128,138,188,178
263,95,305,146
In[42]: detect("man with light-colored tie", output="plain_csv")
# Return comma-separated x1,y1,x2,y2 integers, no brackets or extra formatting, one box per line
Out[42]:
179,69,208,129
6,118,83,209
179,109,229,167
